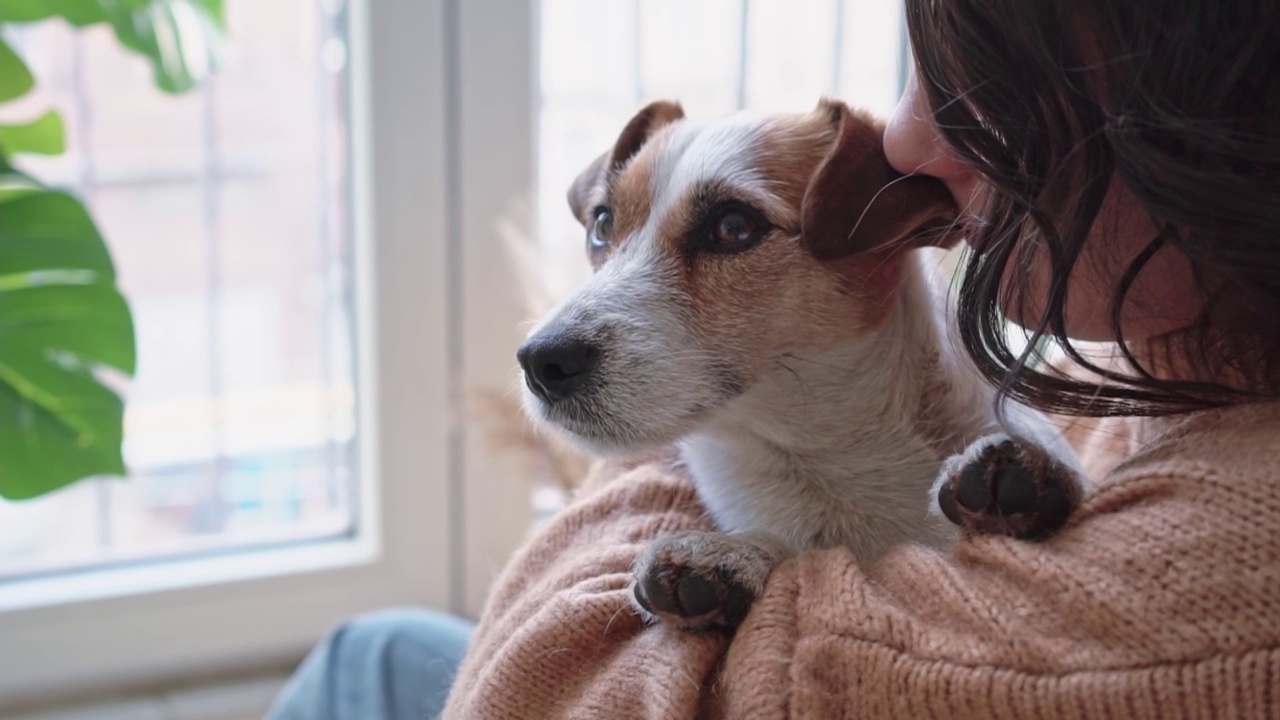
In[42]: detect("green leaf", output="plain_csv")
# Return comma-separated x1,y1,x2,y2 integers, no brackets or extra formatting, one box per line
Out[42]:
0,167,44,203
0,370,125,499
198,0,220,21
0,38,35,103
1,283,136,373
1,1,228,96
0,0,108,26
0,284,135,499
0,190,135,498
0,191,115,280
0,110,66,156
103,0,225,94
0,151,44,200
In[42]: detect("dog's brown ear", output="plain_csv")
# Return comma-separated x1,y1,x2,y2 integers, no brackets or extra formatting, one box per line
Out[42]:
801,98,957,261
567,152,609,223
566,100,685,224
608,100,684,169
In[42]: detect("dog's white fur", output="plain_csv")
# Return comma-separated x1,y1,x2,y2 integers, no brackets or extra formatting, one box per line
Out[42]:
521,102,1082,623
685,257,971,559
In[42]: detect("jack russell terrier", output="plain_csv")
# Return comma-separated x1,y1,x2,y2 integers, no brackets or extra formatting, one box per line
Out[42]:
518,99,1086,631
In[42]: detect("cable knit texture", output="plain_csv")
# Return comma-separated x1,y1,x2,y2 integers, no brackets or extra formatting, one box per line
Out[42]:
443,403,1280,719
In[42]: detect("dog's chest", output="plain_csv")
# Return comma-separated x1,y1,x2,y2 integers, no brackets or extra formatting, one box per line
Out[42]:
679,427,954,563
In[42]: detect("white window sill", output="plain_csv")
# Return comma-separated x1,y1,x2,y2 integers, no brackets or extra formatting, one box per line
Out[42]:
0,535,376,615
5,675,289,720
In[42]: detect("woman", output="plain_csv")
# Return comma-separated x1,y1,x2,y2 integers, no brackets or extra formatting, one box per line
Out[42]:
272,0,1280,717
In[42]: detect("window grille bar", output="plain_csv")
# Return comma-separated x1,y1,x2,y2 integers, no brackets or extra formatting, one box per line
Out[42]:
334,0,360,527
316,4,340,509
735,0,750,110
70,35,96,194
70,32,115,550
897,4,910,99
631,0,645,104
200,79,230,533
442,0,468,616
830,0,846,97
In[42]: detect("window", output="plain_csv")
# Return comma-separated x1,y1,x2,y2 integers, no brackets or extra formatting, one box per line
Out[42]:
0,0,356,584
0,0,458,707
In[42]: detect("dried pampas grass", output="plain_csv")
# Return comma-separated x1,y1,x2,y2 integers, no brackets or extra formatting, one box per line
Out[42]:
464,206,593,494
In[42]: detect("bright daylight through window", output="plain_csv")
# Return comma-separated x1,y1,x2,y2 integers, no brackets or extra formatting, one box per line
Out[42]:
0,0,357,584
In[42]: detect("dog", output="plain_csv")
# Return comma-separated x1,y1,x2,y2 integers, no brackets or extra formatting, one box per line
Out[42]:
517,98,1085,631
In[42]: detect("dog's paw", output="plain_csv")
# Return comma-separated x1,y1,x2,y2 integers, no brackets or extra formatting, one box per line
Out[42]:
932,433,1084,541
630,531,783,632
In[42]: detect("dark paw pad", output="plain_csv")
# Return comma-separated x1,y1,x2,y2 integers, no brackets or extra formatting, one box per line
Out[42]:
633,560,754,631
937,438,1082,540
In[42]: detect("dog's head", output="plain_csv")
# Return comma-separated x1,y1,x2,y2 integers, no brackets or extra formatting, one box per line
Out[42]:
518,98,957,454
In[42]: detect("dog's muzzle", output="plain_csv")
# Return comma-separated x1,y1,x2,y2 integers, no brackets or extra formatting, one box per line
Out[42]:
517,332,600,404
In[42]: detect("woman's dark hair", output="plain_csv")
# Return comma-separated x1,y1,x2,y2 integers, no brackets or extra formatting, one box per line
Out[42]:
905,0,1280,416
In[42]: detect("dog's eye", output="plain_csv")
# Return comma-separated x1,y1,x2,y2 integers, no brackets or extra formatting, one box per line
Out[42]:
707,205,767,252
589,207,613,251
713,211,757,245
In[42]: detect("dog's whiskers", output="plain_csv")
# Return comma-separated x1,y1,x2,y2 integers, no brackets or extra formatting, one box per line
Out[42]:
773,358,812,406
777,352,859,374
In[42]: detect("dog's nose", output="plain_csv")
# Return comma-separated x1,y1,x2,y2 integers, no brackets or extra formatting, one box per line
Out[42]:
517,335,599,403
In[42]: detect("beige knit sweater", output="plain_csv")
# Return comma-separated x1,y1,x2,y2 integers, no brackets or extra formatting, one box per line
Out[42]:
443,401,1280,719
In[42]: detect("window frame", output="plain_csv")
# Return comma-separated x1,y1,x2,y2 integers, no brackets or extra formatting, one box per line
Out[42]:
0,0,537,706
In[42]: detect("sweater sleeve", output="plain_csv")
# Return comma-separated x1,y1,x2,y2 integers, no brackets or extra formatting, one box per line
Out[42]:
442,456,734,720
444,406,1280,719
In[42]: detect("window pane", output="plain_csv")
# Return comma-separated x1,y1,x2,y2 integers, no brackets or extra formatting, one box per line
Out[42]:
0,1,357,581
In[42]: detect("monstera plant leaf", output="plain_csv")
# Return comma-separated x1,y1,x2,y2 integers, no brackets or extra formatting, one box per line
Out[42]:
0,38,35,102
0,0,225,94
0,0,109,25
100,0,225,93
0,0,221,499
0,110,66,156
0,191,136,499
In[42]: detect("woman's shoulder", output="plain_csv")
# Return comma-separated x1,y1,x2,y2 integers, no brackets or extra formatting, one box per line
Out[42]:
1047,345,1280,483
1114,400,1280,484
1046,401,1280,666
1072,401,1280,543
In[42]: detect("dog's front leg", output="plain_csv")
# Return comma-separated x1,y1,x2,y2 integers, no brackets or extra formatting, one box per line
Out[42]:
630,530,792,632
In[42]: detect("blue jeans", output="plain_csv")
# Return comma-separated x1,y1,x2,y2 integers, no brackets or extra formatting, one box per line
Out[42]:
267,608,475,720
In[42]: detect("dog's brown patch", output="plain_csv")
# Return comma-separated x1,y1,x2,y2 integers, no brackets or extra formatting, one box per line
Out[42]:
666,107,926,380
802,100,958,261
609,100,685,170
568,153,608,224
567,99,955,393
607,134,670,252
754,110,849,214
606,102,687,249
679,236,903,387
569,101,687,267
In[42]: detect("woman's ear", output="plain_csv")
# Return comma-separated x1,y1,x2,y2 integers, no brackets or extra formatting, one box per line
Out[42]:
801,98,957,261
566,100,685,225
